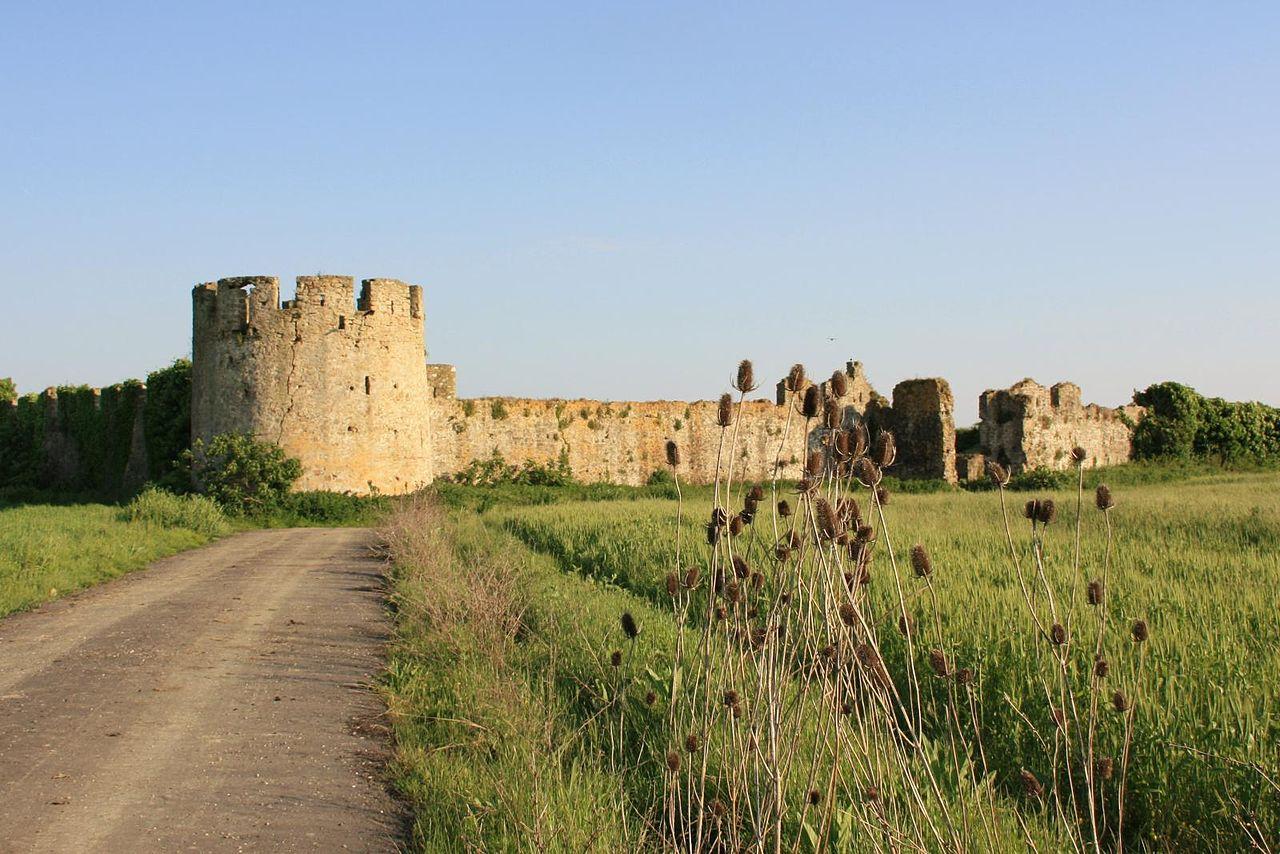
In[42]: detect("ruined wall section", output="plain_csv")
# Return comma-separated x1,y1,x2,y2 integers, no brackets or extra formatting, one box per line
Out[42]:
192,275,433,494
887,379,957,482
432,397,810,486
978,379,1141,472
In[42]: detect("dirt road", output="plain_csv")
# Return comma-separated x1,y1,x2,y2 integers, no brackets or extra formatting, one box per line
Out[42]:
0,527,404,853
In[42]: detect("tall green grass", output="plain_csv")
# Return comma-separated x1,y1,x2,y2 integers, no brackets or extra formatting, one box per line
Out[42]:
481,472,1279,849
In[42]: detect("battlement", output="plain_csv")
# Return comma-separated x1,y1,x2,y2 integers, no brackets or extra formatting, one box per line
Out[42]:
193,275,424,335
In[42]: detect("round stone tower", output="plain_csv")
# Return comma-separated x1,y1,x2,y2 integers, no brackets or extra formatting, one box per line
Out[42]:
191,275,433,494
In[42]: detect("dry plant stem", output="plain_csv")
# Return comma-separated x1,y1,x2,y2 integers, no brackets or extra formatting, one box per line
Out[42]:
997,485,1052,641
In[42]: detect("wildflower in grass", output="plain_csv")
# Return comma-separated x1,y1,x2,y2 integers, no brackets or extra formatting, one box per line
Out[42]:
729,514,745,537
732,556,749,579
665,440,680,467
644,691,657,707
1132,619,1149,643
665,572,679,596
1071,446,1088,463
898,612,915,636
1024,499,1040,521
665,750,681,772
911,544,933,578
685,733,701,753
956,667,974,686
777,499,791,517
1096,484,1115,510
872,430,896,467
929,648,949,678
1087,579,1103,605
748,484,764,502
1097,756,1115,780
1112,690,1131,713
839,603,858,628
620,612,639,640
717,393,734,427
855,524,875,545
807,790,822,806
610,650,622,667
1095,657,1110,678
1037,499,1058,525
802,385,821,418
683,566,700,589
734,359,757,393
786,363,807,393
830,369,849,398
723,689,739,708
1050,623,1068,646
1020,769,1045,799
987,460,1011,487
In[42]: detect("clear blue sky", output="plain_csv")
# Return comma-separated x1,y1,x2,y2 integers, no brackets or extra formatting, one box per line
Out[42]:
2,2,1277,423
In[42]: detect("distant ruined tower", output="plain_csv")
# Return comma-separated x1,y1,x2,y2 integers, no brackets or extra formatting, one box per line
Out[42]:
191,276,433,494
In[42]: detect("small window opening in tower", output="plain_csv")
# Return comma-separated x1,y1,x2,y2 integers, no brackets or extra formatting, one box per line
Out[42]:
365,376,372,395
319,294,326,306
338,315,346,330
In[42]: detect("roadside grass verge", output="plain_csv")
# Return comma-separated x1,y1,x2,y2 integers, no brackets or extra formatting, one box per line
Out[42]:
0,499,223,617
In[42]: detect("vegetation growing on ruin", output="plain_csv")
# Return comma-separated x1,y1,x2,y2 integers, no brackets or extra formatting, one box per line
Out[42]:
143,359,193,487
185,432,303,515
0,377,15,404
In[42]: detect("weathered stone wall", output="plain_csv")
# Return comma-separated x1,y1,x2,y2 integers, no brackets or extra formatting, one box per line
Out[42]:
192,276,434,494
978,379,1141,472
887,378,957,482
425,364,457,399
432,397,810,486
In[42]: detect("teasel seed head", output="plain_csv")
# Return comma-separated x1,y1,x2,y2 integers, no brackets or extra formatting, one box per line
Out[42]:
807,790,822,806
1096,756,1115,780
610,650,622,667
1050,623,1068,646
711,507,728,527
732,555,749,579
665,750,681,772
838,602,858,628
806,450,825,477
1052,706,1068,732
851,422,870,458
834,429,852,461
898,612,915,636
715,605,727,621
717,393,734,427
665,439,681,467
734,359,757,393
910,544,933,578
1037,499,1058,526
786,363,807,393
705,522,720,546
683,566,700,589
777,499,792,518
830,369,849,398
1020,769,1045,799
875,486,890,506
872,430,896,467
840,700,853,716
729,514,745,537
774,542,791,561
1094,656,1110,678
685,733,701,753
852,457,882,487
709,798,726,818
986,460,1011,487
816,498,840,539
1132,619,1149,643
1071,446,1087,463
724,581,741,603
855,524,876,544
864,785,880,803
824,400,843,430
723,689,739,708
644,690,657,707
1112,690,1131,713
620,612,639,640
788,530,803,549
1087,579,1103,606
802,384,821,419
748,484,764,502
838,498,862,526
1024,499,1040,522
956,667,974,686
665,572,679,596
1096,484,1115,511
928,648,949,678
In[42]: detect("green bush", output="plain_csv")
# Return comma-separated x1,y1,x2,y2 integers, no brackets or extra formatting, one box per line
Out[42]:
646,468,674,486
0,377,15,404
123,486,229,536
1133,381,1280,464
447,450,575,487
189,433,302,515
275,490,390,526
144,359,192,486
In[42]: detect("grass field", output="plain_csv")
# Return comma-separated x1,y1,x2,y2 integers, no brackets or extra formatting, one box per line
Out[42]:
385,470,1280,851
0,499,223,617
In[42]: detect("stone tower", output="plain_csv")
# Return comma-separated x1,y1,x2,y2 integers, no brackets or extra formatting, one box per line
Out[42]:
191,276,433,494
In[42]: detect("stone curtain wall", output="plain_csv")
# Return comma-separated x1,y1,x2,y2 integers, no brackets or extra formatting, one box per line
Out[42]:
0,384,149,495
887,379,957,482
978,379,1141,472
432,397,811,486
192,276,435,494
